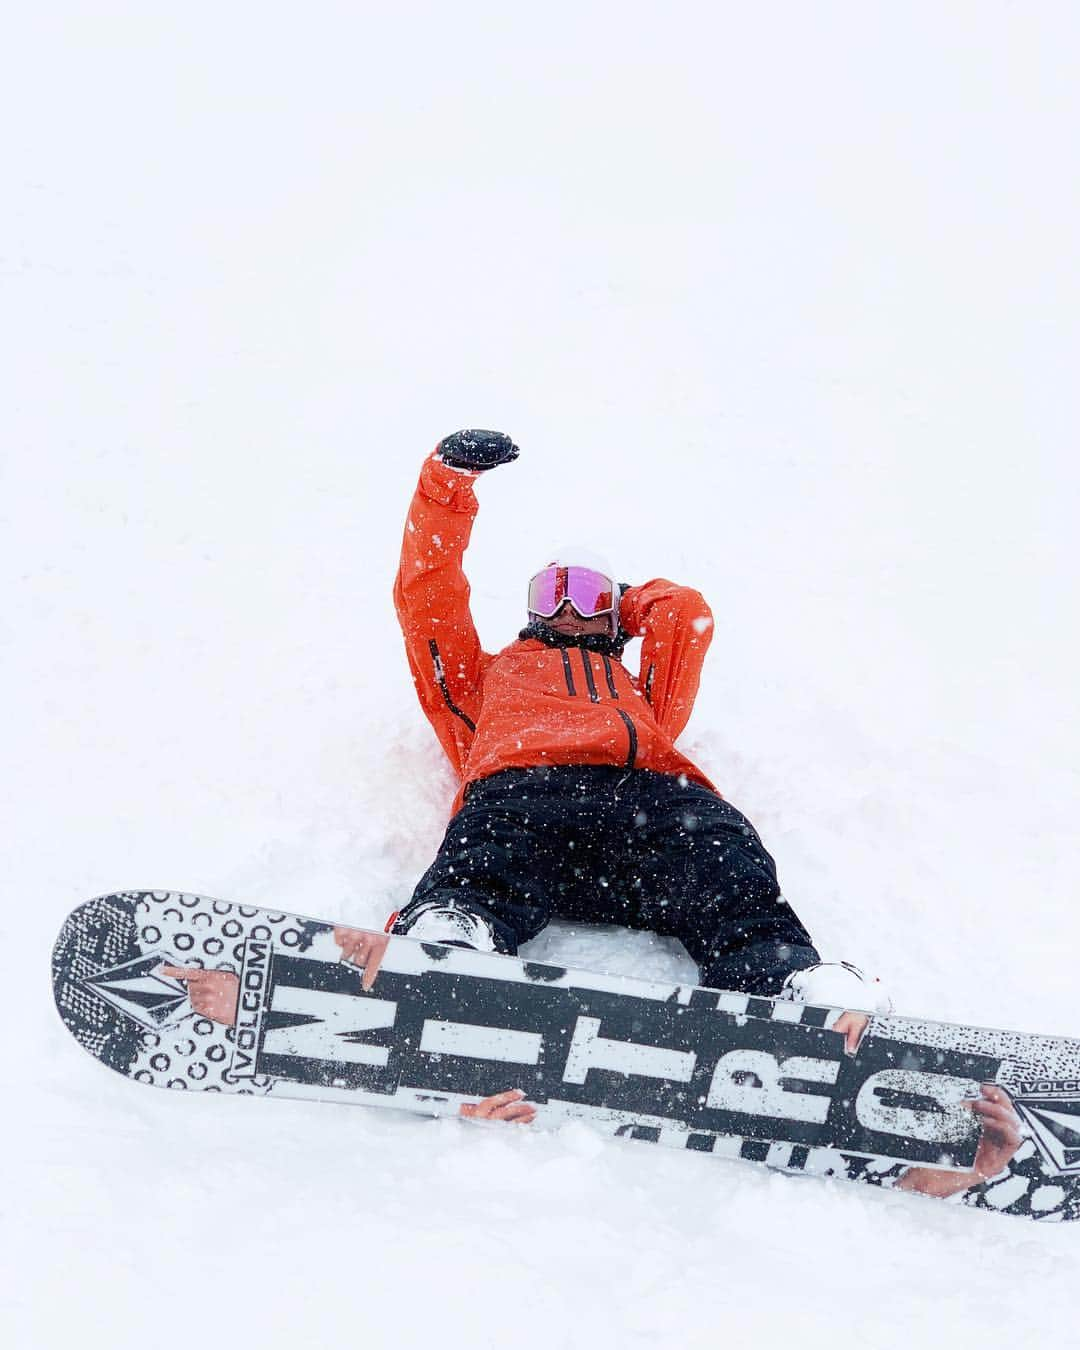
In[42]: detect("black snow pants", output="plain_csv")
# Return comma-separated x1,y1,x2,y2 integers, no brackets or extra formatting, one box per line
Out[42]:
395,765,820,996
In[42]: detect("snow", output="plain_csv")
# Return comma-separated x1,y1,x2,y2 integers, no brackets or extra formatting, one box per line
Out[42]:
5,3,1080,1346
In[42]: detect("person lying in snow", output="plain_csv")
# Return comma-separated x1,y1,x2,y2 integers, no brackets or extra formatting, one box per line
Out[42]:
164,430,1023,1196
385,430,885,1029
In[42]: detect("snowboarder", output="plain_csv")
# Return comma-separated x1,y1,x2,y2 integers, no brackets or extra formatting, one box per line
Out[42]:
368,430,890,1026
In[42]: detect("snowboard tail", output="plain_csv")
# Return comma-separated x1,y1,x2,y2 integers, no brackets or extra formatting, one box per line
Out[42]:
53,891,1080,1222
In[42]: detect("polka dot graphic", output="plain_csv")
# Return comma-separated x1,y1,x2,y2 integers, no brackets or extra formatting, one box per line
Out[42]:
55,891,314,1101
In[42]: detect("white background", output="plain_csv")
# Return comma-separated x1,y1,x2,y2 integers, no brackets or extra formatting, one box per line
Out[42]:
5,4,1080,1347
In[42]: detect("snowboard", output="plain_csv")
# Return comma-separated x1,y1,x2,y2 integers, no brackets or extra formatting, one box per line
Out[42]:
52,890,1080,1222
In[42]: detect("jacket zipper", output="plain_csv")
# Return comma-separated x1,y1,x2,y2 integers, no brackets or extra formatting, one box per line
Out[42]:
578,649,599,703
428,639,476,733
615,708,638,770
560,649,576,696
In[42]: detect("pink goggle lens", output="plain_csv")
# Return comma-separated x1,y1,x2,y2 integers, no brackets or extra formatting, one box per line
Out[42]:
528,566,616,619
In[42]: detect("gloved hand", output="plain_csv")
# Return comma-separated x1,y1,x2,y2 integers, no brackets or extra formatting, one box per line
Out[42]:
437,429,520,472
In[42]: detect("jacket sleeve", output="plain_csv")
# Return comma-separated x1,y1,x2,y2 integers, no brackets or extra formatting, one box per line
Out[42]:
393,451,491,776
619,579,714,741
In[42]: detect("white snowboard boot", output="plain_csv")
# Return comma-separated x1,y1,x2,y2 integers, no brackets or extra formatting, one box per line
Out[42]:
780,961,893,1014
401,902,498,953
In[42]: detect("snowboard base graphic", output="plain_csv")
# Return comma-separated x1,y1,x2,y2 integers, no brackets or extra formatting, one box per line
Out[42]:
52,891,1080,1222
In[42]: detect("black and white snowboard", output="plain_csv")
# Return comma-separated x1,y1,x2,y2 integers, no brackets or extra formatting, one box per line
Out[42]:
52,890,1080,1222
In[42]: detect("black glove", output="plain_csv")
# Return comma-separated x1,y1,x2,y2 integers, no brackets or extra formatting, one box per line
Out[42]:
437,429,520,472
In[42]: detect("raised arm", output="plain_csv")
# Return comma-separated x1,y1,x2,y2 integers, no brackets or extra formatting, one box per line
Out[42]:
392,431,519,776
619,579,714,740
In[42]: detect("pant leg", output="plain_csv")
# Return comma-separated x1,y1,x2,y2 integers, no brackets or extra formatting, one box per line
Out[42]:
393,768,613,955
608,773,820,995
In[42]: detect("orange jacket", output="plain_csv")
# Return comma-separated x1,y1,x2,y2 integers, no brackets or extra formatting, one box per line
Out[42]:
394,452,718,814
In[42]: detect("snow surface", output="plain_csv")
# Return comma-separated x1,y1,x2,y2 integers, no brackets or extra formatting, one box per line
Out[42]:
5,4,1080,1347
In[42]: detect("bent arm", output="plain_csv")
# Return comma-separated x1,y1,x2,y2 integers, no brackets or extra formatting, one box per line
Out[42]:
620,579,714,740
393,451,490,776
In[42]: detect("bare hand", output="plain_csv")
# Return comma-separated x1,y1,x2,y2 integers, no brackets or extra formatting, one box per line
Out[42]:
897,1083,1023,1198
969,1083,1024,1180
334,927,390,991
833,1011,870,1055
459,1088,537,1125
160,966,239,1026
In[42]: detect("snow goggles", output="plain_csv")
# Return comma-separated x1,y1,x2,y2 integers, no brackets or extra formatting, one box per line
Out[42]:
527,565,617,620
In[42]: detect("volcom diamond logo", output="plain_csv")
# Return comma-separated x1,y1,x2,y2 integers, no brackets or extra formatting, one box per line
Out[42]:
1013,1081,1080,1175
81,952,192,1031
